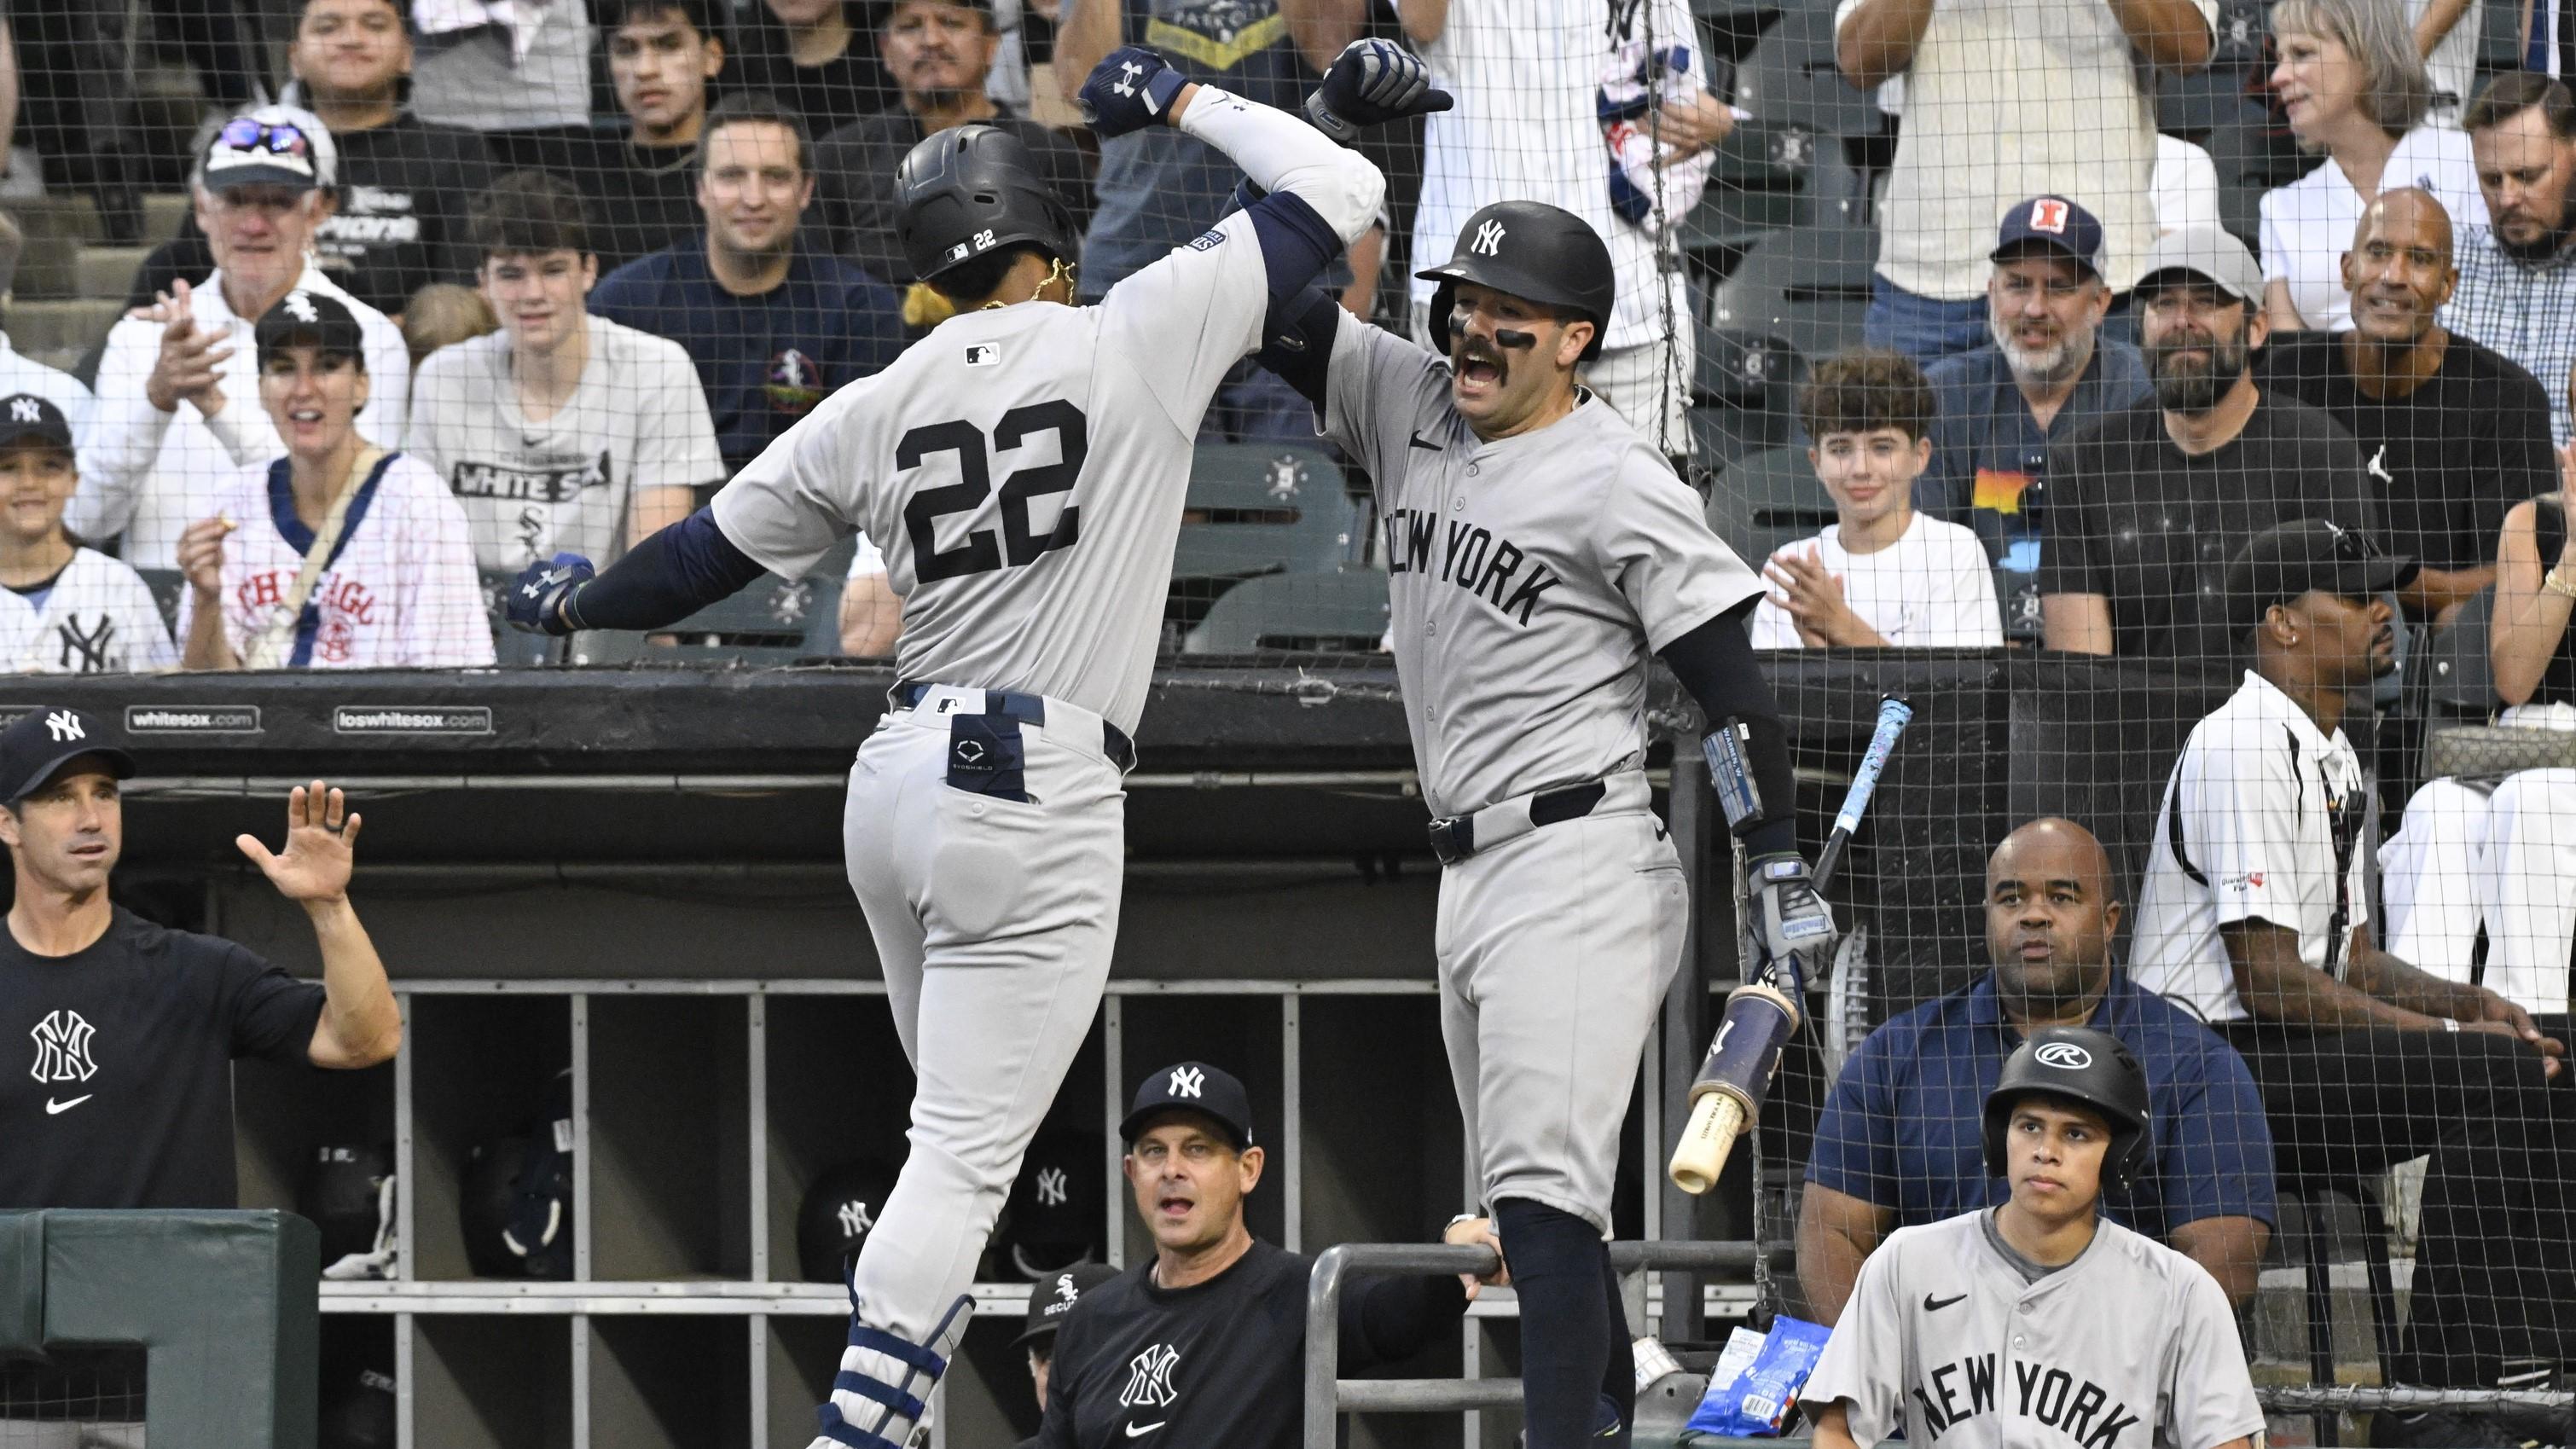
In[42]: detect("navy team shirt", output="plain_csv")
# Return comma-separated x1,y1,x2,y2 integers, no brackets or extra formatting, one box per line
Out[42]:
589,236,907,477
1807,971,2277,1236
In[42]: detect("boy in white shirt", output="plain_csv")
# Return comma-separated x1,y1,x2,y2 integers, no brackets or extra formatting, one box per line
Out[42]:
1752,350,2002,649
0,395,176,674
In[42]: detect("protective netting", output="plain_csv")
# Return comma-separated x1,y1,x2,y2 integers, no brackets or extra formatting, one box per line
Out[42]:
12,0,2576,1439
0,1350,144,1446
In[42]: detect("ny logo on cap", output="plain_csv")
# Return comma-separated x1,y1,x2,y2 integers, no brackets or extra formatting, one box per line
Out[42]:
9,398,41,424
44,710,83,743
2031,199,2071,235
1168,1066,1204,1098
1471,220,1506,257
1036,1166,1068,1207
283,291,320,323
837,1198,874,1239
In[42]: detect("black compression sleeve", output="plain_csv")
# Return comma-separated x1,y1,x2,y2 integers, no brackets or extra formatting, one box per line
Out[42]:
1254,287,1343,409
1659,604,1798,858
561,507,770,632
1336,1272,1470,1371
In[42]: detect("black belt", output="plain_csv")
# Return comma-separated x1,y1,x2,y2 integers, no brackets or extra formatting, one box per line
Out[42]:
1427,780,1610,866
893,681,1137,770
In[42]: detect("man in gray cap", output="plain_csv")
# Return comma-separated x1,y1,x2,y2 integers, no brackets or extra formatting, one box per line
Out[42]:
2037,225,2381,669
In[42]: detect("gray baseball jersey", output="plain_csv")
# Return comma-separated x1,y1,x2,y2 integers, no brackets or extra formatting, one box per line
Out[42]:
1317,316,1761,816
712,206,1279,736
1805,1211,2265,1449
409,316,723,571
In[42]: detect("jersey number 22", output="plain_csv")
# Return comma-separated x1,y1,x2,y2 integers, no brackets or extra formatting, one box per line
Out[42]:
899,400,1088,583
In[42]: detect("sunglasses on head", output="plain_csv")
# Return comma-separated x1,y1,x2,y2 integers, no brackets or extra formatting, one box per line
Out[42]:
217,117,313,160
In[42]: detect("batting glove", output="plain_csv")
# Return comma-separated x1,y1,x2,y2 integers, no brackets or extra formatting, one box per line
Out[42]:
1079,46,1190,139
1749,853,1836,986
1305,38,1454,144
507,552,593,636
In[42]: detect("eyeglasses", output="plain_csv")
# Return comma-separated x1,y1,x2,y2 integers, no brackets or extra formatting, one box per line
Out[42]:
216,117,314,164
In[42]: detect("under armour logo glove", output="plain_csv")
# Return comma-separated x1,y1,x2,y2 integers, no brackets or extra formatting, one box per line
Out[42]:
1079,47,1190,139
1304,38,1453,144
507,552,594,636
1749,853,1837,987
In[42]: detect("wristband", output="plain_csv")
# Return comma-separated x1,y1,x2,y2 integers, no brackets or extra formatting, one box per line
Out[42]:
2443,1017,2461,1033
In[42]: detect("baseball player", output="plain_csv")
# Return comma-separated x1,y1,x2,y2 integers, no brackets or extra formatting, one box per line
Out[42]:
1251,202,1830,1444
504,43,1432,1449
1803,1027,2266,1449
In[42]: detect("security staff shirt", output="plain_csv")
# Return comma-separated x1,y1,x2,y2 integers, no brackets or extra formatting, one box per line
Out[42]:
1036,1240,1465,1449
0,906,325,1208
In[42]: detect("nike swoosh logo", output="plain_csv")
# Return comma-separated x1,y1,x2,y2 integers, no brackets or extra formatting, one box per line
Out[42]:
1408,432,1442,451
1924,1292,1966,1311
45,1094,91,1115
1124,1422,1165,1438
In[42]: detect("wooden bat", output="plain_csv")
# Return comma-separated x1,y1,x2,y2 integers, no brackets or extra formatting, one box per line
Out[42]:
1668,695,1913,1195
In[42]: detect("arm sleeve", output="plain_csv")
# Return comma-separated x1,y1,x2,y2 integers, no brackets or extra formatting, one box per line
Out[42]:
637,339,727,495
1255,286,1343,410
218,943,330,1064
1336,1273,1470,1371
2173,722,2307,933
2156,1036,2279,1229
567,507,772,630
1657,604,1798,855
67,320,175,543
1804,1030,1900,1203
2161,1263,2269,1449
1176,84,1384,247
1799,1239,1910,1442
402,478,498,667
1099,194,1342,436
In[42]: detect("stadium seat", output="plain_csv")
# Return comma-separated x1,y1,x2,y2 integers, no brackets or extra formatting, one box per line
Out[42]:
1181,569,1391,654
1705,444,1834,566
1731,7,1882,139
1689,401,1795,472
1705,226,1873,371
2412,584,2498,721
1170,443,1361,613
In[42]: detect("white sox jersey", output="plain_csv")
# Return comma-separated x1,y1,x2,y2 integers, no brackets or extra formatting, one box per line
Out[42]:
716,204,1292,736
177,453,496,668
0,549,177,674
2132,670,2370,1023
408,315,724,571
1318,316,1762,816
1805,1210,2264,1449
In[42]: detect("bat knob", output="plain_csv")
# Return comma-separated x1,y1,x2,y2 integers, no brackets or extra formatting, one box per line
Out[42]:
1668,1094,1746,1196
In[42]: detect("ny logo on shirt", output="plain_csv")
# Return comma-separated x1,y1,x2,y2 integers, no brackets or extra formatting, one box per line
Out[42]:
55,616,116,675
28,1009,96,1083
1119,1344,1180,1409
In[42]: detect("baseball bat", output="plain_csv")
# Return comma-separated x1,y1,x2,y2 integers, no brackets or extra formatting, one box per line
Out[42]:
1668,695,1913,1196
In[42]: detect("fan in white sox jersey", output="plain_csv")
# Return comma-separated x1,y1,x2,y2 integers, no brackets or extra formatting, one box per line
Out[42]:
1253,200,1830,1445
504,41,1440,1449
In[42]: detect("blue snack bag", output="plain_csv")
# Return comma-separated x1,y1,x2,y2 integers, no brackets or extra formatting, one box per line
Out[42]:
1685,1315,1833,1437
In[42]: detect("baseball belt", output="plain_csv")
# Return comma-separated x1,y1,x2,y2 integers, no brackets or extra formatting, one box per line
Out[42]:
892,681,1138,770
1427,769,1651,865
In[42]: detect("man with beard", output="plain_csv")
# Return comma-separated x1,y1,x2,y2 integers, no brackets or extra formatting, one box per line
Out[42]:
1924,197,2150,641
1796,816,2275,1322
2037,226,2377,667
2448,72,2576,444
2132,520,2576,1446
2260,189,2554,629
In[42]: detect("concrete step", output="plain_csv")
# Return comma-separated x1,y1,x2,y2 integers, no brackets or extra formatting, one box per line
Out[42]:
3,193,189,248
77,246,148,302
9,231,79,299
8,298,124,358
142,192,190,244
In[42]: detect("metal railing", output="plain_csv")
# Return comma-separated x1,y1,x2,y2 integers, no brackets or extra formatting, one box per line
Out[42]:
1303,1239,1761,1448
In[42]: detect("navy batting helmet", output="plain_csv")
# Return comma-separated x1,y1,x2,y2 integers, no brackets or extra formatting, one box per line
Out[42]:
1981,1027,2153,1194
895,124,1079,285
1417,200,1616,362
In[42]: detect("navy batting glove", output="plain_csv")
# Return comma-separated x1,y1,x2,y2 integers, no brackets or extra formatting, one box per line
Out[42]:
1080,47,1190,138
1304,38,1453,144
1749,852,1837,986
507,552,593,636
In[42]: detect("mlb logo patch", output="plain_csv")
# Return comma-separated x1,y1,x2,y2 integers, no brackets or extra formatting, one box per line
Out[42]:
1188,229,1226,252
965,345,1001,368
946,241,972,264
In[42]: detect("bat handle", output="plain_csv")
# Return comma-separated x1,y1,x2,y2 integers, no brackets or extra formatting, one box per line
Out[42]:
1668,1093,1748,1196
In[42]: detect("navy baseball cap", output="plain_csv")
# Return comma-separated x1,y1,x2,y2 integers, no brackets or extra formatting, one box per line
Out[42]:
256,290,368,367
0,394,73,453
1991,195,2105,278
2223,519,2417,629
1012,1261,1119,1348
1120,1062,1256,1150
0,708,134,803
